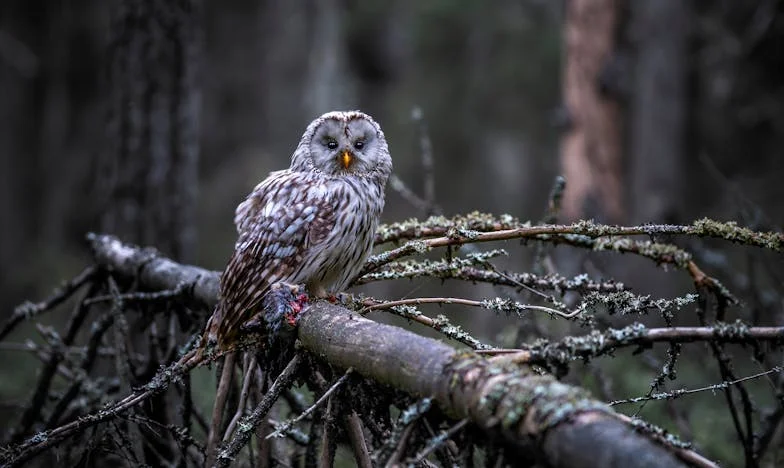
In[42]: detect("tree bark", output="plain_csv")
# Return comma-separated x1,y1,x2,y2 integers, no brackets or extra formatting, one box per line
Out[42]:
98,0,201,263
560,0,624,222
629,0,690,223
87,234,701,468
630,0,690,222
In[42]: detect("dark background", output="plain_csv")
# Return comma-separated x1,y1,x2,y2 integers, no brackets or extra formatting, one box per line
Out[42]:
1,1,783,464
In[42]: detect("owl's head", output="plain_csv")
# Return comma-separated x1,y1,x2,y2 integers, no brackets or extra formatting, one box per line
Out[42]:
291,111,392,180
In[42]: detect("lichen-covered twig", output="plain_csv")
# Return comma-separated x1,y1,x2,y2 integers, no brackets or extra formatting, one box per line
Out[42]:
356,253,627,295
487,322,784,368
367,220,697,274
359,298,491,350
0,265,98,341
2,348,203,467
362,296,577,319
374,213,783,251
610,366,783,406
369,215,780,306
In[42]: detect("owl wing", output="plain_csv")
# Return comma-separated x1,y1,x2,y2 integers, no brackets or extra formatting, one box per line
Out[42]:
208,170,337,346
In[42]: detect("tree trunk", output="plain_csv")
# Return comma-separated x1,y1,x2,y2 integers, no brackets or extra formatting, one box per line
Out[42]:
92,0,202,463
98,0,201,263
560,0,623,222
629,0,690,223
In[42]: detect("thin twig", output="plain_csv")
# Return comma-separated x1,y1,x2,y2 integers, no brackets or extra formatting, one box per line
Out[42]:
407,419,469,465
206,352,237,466
389,174,432,214
14,281,101,440
266,369,353,440
215,355,302,467
359,298,491,350
223,354,258,441
0,266,98,341
611,367,783,405
384,424,415,468
83,284,187,306
485,323,784,365
411,106,438,216
344,410,372,468
613,413,720,468
2,348,207,467
361,297,578,319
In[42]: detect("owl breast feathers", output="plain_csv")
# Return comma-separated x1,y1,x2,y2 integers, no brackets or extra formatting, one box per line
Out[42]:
207,111,392,348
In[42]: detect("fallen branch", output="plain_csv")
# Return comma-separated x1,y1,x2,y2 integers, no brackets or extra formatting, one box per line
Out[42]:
80,234,711,468
87,233,219,310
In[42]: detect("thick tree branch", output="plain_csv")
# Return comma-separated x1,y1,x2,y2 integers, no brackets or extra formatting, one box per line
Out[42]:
87,233,219,310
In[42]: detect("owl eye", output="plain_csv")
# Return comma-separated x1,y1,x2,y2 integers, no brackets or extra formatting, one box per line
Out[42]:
353,140,365,150
326,139,338,150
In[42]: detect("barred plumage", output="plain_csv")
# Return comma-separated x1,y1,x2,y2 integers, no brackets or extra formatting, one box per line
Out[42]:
206,111,392,348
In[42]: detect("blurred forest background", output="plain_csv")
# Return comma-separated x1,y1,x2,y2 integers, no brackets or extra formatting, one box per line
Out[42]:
1,0,784,465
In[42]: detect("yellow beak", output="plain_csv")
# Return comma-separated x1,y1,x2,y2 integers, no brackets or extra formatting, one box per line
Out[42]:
340,150,353,169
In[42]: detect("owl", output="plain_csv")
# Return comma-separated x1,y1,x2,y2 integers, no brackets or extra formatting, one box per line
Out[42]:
206,111,392,349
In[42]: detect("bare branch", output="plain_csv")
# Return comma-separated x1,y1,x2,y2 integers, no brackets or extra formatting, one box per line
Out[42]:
266,369,353,440
610,367,784,406
375,398,431,465
344,410,372,468
411,107,438,216
215,355,302,468
0,266,98,341
223,354,258,442
408,419,469,465
206,353,237,466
